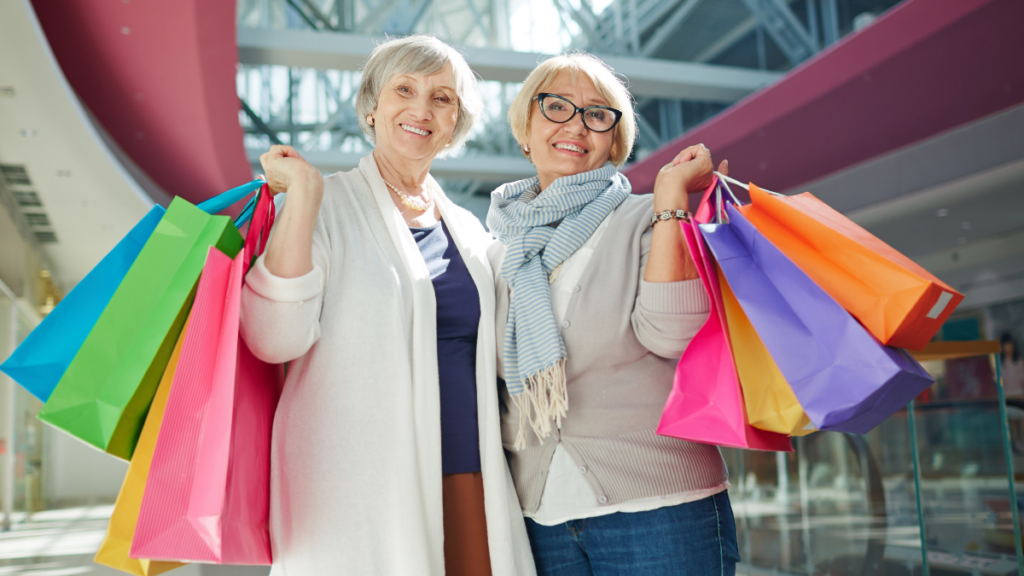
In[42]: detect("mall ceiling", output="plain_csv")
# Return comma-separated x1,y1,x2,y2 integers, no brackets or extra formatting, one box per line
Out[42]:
1,0,1022,312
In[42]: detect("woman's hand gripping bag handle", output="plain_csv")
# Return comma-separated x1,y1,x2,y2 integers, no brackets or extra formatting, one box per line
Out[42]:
657,176,793,452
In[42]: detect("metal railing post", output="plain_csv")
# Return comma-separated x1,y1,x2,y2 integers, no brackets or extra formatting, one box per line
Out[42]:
907,400,930,576
995,355,1024,574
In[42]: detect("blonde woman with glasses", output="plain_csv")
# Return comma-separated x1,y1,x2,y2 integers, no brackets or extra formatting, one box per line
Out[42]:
488,53,740,575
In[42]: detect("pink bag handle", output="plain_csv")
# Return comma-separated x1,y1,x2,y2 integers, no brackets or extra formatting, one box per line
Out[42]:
693,175,720,224
242,183,276,273
694,175,747,225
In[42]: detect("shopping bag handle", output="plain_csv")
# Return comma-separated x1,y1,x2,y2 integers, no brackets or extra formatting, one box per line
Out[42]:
713,172,786,198
695,176,741,224
234,194,259,228
693,175,719,224
196,178,265,216
242,183,276,273
695,177,742,225
716,176,744,207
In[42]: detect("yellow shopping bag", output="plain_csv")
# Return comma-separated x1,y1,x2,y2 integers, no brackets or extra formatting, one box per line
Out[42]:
94,315,191,575
718,270,816,437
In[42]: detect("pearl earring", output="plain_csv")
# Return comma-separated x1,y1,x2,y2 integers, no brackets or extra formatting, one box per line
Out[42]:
366,115,374,126
523,145,530,153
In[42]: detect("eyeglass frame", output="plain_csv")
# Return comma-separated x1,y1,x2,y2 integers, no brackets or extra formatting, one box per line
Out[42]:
533,93,623,133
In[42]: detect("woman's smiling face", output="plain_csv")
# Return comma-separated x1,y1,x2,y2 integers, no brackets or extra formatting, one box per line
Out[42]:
373,64,459,163
526,71,615,190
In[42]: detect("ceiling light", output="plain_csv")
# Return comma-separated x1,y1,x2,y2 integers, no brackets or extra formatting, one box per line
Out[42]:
20,129,37,137
961,221,971,230
936,208,948,217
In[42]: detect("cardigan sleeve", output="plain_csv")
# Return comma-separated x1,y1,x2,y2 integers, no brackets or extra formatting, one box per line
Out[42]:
240,196,331,364
630,225,711,359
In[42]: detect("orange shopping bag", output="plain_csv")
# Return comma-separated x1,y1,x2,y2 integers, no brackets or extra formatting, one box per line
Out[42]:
93,316,190,576
737,183,962,350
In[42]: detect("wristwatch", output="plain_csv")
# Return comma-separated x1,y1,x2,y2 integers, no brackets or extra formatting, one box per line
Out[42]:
652,209,691,225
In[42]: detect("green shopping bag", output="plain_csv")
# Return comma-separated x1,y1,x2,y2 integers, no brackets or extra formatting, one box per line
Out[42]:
38,197,244,460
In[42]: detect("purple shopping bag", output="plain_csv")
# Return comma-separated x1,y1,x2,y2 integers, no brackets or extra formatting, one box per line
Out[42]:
699,200,933,434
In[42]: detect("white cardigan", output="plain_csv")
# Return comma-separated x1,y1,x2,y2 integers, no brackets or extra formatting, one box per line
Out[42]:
239,155,535,576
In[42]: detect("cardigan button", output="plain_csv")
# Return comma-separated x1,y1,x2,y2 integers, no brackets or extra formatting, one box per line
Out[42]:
562,320,570,328
572,285,580,293
579,466,588,474
598,496,608,504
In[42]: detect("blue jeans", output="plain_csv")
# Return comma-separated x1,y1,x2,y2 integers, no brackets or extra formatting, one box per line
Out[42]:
524,491,740,576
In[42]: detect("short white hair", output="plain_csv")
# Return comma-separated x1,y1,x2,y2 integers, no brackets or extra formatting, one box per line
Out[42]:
508,52,636,167
356,35,482,152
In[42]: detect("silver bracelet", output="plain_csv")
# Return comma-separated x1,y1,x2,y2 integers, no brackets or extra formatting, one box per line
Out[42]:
652,209,691,225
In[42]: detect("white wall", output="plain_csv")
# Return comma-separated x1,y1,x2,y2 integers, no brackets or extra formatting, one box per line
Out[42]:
43,424,127,505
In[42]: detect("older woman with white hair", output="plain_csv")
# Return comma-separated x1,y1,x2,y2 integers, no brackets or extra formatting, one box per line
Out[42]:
240,35,535,576
488,53,740,575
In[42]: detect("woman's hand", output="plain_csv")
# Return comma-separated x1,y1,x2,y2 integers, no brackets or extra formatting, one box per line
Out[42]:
260,145,324,279
652,144,727,212
644,146,731,284
260,145,324,199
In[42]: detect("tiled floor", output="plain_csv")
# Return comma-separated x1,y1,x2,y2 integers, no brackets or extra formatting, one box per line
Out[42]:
0,507,267,576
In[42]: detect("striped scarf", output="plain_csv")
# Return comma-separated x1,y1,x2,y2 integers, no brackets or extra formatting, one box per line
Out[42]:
487,163,631,448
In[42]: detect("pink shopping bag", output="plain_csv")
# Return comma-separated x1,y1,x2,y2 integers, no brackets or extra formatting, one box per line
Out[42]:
657,178,792,452
132,185,282,564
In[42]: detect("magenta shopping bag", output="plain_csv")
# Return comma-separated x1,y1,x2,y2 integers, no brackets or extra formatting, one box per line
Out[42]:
657,179,792,452
700,198,933,434
132,186,282,564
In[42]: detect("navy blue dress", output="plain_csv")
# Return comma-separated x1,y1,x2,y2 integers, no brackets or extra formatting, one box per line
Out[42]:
410,221,482,474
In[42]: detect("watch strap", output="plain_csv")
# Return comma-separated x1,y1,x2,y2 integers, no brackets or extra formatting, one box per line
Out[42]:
652,209,692,225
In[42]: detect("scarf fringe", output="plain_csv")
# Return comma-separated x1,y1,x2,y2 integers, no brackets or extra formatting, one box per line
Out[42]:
511,359,568,450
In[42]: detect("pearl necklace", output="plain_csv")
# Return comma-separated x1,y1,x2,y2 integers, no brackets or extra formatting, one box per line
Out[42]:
382,178,432,212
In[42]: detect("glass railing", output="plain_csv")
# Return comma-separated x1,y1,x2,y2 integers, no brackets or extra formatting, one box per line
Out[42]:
728,341,1024,575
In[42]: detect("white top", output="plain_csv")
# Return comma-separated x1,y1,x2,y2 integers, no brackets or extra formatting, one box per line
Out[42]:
239,155,535,576
524,215,727,527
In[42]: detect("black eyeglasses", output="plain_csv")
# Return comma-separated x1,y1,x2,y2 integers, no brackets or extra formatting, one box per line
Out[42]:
534,93,622,133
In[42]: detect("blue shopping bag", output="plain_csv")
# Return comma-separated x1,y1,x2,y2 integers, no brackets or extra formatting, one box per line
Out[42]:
0,180,263,402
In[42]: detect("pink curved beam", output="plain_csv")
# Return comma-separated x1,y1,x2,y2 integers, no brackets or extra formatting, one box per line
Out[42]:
32,0,252,208
625,0,1024,195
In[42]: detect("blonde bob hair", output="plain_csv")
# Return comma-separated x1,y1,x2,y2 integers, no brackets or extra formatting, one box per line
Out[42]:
356,35,482,153
508,53,636,168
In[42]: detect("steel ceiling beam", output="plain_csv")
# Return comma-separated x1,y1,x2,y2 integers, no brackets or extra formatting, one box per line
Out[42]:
640,0,703,58
740,0,817,64
237,28,782,101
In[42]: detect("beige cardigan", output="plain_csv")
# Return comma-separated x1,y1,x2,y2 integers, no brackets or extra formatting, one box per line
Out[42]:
489,193,729,513
240,155,535,575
